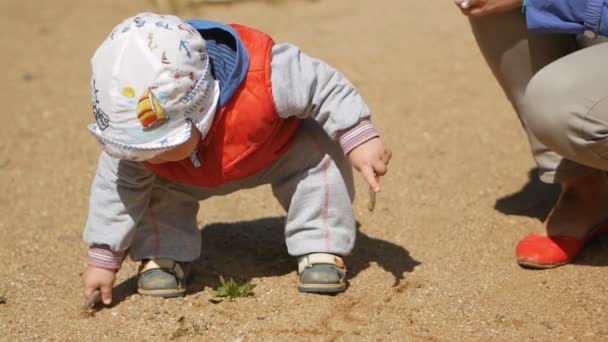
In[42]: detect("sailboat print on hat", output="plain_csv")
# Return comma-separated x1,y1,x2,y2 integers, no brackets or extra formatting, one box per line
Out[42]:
137,88,169,130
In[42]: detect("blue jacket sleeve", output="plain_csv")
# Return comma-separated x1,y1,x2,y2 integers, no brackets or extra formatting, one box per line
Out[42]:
526,0,607,35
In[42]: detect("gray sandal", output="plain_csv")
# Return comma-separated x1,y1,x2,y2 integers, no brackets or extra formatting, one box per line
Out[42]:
137,259,187,298
297,253,347,294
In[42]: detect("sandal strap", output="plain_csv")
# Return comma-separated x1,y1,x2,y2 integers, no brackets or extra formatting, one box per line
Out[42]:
298,253,345,274
140,259,185,280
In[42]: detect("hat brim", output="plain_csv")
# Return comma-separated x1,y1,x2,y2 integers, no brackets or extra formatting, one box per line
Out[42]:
88,121,193,161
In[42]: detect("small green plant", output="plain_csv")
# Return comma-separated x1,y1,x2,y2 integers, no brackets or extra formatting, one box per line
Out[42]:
0,295,6,304
209,276,256,303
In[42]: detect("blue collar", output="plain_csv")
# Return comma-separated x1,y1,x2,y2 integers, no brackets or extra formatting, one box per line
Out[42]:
186,19,250,107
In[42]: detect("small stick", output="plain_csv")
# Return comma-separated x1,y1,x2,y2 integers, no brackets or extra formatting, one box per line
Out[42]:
83,290,101,312
367,187,376,212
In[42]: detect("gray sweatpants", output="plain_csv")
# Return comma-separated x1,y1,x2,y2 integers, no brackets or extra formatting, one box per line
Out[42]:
469,11,608,183
123,120,356,263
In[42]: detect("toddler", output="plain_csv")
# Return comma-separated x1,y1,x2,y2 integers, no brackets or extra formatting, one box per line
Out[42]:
83,13,391,304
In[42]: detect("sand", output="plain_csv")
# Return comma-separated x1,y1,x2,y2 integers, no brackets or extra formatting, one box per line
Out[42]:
2,0,607,340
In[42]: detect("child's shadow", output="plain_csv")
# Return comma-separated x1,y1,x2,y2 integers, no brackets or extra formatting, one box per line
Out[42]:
188,216,420,292
109,217,419,305
494,168,608,266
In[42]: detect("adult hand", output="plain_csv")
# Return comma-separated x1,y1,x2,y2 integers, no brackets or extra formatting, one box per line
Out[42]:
83,266,116,305
454,0,523,17
348,137,391,192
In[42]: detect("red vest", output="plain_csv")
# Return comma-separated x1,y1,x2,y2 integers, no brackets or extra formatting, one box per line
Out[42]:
144,24,301,187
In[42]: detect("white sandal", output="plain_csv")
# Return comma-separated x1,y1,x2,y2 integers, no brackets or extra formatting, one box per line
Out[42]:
137,259,187,298
297,253,347,294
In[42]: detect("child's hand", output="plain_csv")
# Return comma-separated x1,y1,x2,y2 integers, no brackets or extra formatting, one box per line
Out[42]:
348,137,391,192
83,266,116,305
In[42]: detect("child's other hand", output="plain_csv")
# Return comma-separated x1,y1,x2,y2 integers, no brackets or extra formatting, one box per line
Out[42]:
348,137,391,192
83,266,116,305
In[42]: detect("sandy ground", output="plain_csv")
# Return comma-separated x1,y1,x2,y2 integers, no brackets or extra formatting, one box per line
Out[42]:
2,0,608,341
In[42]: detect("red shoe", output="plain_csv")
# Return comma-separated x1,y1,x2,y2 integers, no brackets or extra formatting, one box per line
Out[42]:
516,221,608,269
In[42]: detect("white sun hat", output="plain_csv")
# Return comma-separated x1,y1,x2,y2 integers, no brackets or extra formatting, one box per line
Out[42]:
88,13,220,161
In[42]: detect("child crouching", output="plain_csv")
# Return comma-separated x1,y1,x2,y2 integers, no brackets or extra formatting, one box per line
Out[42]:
83,13,391,304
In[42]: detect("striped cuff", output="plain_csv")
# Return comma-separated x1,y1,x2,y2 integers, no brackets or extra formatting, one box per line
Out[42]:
88,245,124,270
338,118,379,155
585,0,603,32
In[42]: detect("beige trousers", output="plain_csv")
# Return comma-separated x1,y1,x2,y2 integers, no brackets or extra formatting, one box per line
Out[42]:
470,10,608,183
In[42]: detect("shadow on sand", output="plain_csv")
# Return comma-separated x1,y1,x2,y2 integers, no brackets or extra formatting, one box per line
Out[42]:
494,168,560,222
109,217,420,305
187,216,420,292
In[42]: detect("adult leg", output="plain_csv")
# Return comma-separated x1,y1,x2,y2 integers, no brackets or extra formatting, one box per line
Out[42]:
521,42,608,241
469,10,593,182
469,11,607,267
